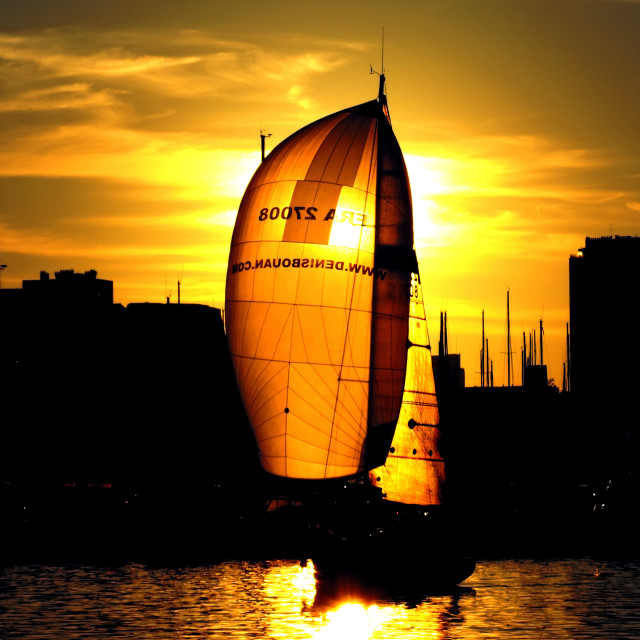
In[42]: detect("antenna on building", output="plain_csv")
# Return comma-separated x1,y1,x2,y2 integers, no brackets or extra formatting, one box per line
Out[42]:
439,310,450,357
444,311,449,356
0,264,7,289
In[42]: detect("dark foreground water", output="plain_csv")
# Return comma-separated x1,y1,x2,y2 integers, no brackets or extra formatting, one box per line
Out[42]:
1,557,639,639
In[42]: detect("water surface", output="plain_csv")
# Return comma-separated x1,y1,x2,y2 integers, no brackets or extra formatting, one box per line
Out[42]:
1,558,638,639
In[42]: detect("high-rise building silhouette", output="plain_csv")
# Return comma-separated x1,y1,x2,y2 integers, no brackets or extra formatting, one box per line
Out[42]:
569,235,638,397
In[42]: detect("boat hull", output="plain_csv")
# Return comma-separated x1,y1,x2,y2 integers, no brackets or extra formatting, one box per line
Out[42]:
310,523,475,589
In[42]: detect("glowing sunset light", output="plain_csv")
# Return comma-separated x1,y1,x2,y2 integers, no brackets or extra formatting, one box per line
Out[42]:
1,0,638,387
315,603,388,640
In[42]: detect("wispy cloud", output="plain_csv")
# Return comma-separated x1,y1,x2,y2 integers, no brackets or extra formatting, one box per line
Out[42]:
0,29,359,129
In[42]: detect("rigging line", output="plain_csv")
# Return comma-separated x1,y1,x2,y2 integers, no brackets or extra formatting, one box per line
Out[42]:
285,390,341,438
235,344,273,408
249,304,296,470
253,406,293,436
403,408,439,418
290,361,367,431
243,354,292,400
276,445,360,466
228,302,410,329
285,413,364,456
244,362,288,420
280,419,345,453
248,378,287,422
307,374,369,440
294,352,368,434
389,454,445,464
229,297,376,315
240,360,273,413
233,349,371,370
286,368,345,421
333,383,370,436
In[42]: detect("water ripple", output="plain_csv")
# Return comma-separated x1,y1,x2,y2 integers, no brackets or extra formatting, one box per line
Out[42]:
1,558,638,639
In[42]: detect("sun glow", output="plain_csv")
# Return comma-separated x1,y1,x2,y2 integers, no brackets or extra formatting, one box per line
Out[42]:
405,154,457,197
404,152,475,251
314,602,388,640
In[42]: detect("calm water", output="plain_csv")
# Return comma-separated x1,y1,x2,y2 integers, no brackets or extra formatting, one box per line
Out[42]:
1,557,639,639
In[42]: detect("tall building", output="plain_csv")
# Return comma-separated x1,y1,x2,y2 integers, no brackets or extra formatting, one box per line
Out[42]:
569,235,639,397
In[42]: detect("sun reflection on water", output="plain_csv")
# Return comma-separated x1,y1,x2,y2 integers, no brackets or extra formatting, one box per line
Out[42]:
314,602,388,640
259,559,447,639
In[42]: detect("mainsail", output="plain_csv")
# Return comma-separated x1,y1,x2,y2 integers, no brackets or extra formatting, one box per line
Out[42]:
225,77,440,493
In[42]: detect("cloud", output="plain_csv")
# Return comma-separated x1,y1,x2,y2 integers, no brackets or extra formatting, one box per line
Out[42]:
1,3,638,385
0,25,369,303
0,29,359,125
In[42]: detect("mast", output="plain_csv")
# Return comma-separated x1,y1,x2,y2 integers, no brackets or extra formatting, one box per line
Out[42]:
377,28,386,105
506,290,512,387
370,29,388,123
490,353,494,387
539,318,544,367
371,58,390,123
481,310,485,387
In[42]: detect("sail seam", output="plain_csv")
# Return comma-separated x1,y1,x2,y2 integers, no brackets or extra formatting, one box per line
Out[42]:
322,119,379,478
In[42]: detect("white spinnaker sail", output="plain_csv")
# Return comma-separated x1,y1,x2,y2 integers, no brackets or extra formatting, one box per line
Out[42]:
369,267,444,506
225,97,413,479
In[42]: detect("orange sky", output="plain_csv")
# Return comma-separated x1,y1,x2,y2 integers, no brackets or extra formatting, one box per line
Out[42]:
1,0,639,387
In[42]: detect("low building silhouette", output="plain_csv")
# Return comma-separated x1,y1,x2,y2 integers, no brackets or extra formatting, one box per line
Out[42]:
21,269,113,308
1,264,637,560
0,270,255,493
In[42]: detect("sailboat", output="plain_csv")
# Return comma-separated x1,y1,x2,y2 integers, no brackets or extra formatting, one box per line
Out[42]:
225,73,474,587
